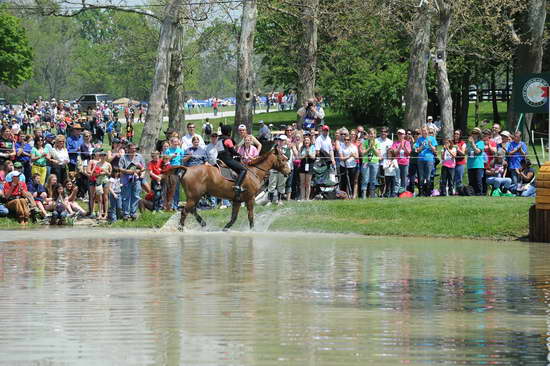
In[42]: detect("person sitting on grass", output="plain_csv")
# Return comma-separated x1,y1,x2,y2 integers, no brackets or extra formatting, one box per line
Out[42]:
28,173,49,218
64,180,86,216
486,151,512,195
3,171,31,225
514,158,536,197
50,183,73,225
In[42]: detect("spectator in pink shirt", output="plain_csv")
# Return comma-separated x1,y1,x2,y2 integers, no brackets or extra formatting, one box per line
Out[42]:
390,129,411,193
439,138,457,196
237,135,259,164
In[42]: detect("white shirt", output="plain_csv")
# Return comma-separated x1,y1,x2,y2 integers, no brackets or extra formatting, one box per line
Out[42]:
181,133,205,150
205,143,218,165
339,144,358,168
383,159,398,176
376,137,393,160
315,134,332,154
50,147,70,165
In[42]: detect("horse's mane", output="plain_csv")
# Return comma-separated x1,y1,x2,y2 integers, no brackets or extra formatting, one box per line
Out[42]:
259,141,275,154
249,141,275,166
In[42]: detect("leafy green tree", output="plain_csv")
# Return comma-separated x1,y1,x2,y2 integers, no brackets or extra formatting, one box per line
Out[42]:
0,9,33,88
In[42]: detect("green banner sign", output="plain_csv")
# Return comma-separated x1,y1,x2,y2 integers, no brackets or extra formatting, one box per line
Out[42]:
513,73,550,113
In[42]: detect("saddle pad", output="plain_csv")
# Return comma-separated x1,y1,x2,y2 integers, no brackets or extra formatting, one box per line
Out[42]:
216,162,238,182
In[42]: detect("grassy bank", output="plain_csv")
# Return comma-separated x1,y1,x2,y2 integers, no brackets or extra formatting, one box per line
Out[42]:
111,197,534,241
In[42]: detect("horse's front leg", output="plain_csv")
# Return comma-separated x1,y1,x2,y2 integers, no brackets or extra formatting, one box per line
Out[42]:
179,199,195,230
223,201,241,231
193,207,207,227
246,199,254,230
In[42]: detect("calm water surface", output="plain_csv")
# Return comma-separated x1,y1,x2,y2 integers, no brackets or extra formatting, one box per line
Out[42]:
0,229,549,365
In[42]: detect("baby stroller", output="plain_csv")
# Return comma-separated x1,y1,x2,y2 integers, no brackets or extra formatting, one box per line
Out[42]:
311,158,340,200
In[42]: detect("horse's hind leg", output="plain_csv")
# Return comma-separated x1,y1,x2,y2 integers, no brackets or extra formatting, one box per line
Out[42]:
246,200,254,230
223,201,241,231
193,208,207,227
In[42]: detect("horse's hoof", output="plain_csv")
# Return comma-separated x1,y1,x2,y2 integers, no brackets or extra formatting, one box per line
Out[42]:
200,222,207,228
223,227,230,232
178,225,186,232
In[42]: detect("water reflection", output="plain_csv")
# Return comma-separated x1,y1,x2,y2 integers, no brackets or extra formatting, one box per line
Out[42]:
0,231,549,365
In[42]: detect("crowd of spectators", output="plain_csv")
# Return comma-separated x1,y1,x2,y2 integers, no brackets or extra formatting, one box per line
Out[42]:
0,98,150,225
0,96,536,225
260,100,536,204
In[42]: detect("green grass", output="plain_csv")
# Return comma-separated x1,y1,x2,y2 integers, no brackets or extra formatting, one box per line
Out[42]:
105,210,173,229
111,197,534,241
198,197,533,240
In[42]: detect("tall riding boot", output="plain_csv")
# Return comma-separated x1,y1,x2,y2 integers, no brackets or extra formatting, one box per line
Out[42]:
234,170,247,200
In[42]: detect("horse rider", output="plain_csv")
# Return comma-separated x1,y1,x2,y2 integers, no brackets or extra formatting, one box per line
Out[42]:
217,124,247,200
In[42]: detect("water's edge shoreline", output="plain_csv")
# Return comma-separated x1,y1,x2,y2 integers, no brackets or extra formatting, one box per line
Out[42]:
0,197,533,242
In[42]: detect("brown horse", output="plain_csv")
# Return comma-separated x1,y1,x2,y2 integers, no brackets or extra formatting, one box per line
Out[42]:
177,148,291,230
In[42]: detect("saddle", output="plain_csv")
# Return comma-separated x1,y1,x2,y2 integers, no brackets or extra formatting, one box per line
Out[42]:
215,161,238,182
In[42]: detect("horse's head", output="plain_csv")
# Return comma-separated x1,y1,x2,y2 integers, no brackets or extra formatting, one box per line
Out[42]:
271,147,291,177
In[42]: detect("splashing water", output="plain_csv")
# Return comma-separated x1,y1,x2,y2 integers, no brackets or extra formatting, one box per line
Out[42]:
159,207,291,233
159,212,182,232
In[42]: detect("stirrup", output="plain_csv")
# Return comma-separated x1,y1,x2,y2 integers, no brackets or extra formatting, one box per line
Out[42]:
233,185,246,193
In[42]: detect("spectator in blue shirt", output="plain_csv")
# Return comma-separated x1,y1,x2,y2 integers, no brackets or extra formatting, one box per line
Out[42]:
466,127,486,195
183,136,208,167
66,123,83,171
15,134,32,181
506,131,527,188
413,126,438,196
164,136,185,210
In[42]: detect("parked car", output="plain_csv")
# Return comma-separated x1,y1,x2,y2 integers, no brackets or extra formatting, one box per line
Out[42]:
77,94,112,112
0,98,7,106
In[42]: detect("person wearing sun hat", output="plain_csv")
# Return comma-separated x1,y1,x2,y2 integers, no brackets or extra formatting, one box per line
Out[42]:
3,171,31,224
466,127,485,195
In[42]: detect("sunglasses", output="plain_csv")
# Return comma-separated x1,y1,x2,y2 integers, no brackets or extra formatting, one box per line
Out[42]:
344,139,351,142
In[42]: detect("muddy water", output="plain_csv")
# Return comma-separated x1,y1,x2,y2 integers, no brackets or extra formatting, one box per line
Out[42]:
0,229,549,365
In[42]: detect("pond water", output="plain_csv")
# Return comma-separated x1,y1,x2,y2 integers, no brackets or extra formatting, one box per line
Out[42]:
0,229,549,365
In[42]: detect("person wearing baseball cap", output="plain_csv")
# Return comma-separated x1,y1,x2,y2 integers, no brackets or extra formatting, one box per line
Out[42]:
236,123,262,152
315,124,335,166
466,126,485,195
6,161,26,183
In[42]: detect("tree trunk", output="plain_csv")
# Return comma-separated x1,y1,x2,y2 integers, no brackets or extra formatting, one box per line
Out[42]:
297,0,319,107
234,0,257,135
434,0,453,139
490,70,500,124
507,0,547,137
458,70,470,132
167,24,186,137
404,2,431,130
139,0,179,156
